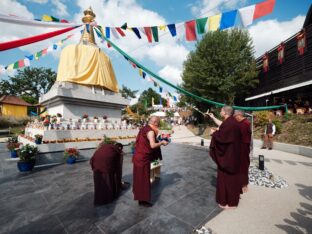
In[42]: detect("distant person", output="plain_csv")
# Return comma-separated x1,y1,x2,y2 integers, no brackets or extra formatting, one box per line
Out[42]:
90,143,124,206
209,106,242,209
234,110,252,193
261,118,276,150
132,116,168,207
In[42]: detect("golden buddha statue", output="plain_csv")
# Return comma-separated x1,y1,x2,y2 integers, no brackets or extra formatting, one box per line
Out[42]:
56,7,119,92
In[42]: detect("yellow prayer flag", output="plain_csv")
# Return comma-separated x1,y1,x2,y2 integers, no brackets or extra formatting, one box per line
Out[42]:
139,69,143,76
42,15,53,22
127,28,134,32
7,64,14,70
208,14,221,31
159,25,167,31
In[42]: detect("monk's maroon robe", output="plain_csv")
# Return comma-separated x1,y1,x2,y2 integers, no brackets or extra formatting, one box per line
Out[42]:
238,118,251,187
133,125,161,202
209,116,242,207
90,144,122,206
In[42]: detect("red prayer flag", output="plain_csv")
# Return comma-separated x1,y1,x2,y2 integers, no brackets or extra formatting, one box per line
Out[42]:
253,0,276,20
263,53,269,72
18,59,25,68
144,27,153,43
297,29,306,55
277,43,285,64
185,20,197,41
42,48,48,55
116,27,125,37
107,42,111,48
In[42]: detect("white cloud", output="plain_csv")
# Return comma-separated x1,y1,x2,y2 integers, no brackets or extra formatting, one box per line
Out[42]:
191,0,246,17
51,0,69,17
27,0,49,4
249,15,305,57
158,65,182,84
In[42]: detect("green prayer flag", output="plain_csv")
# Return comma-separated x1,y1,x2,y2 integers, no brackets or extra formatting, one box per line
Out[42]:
196,17,208,34
51,16,60,22
13,61,19,69
151,26,159,42
121,22,127,30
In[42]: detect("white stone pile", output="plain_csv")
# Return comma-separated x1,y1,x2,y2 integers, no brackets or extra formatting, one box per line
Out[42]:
249,165,288,189
195,226,214,234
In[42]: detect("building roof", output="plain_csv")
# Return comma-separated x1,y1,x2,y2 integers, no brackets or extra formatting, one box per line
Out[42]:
0,96,32,106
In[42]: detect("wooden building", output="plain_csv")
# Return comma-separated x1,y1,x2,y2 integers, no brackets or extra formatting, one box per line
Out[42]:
0,96,32,118
244,5,312,113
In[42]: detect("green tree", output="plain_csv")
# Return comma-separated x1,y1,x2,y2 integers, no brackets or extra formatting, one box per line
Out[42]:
0,67,56,101
138,88,167,108
182,29,258,109
120,85,138,99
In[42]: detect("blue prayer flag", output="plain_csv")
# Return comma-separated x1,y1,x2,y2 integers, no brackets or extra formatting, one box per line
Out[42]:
167,24,177,37
173,96,178,101
220,10,237,30
105,27,110,38
53,44,58,50
142,72,146,79
159,87,163,93
25,55,34,61
132,27,141,39
159,96,162,105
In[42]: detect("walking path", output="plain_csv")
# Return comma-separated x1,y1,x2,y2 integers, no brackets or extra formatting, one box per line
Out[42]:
172,125,312,234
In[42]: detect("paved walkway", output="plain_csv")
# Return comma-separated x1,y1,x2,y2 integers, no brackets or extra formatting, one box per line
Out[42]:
172,125,312,234
0,141,220,234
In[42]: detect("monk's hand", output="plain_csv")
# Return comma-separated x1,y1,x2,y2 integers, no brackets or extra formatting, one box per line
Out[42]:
210,128,217,135
207,113,214,118
161,140,169,146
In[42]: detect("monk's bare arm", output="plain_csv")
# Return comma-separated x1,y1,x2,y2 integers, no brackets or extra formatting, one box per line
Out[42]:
206,113,222,127
147,131,167,148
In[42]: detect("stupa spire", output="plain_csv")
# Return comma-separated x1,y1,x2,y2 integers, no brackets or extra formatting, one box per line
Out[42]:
80,6,96,45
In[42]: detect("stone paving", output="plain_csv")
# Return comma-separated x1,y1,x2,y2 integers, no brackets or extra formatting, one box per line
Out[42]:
0,143,221,234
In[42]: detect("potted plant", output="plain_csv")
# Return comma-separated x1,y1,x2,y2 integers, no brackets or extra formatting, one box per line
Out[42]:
64,148,80,164
7,137,20,158
43,118,50,130
34,134,43,144
103,115,108,122
18,144,38,172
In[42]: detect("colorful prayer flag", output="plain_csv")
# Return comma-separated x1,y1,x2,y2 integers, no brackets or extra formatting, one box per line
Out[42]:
13,61,19,69
116,27,126,37
131,27,141,39
142,71,146,79
144,27,153,43
139,69,143,76
263,53,269,72
220,10,237,30
42,15,52,22
208,14,221,31
239,5,255,27
105,27,110,38
196,17,208,34
159,87,163,93
24,58,30,67
151,26,159,42
18,59,24,68
167,24,177,37
121,22,127,30
185,20,197,41
253,0,276,20
277,43,285,64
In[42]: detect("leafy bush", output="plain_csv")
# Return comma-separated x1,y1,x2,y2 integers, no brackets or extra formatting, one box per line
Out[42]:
253,111,272,127
272,118,282,134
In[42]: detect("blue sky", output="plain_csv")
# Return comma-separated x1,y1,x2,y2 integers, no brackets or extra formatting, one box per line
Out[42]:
0,0,311,102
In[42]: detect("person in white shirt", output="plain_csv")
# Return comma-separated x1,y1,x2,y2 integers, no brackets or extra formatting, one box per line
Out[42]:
261,118,276,150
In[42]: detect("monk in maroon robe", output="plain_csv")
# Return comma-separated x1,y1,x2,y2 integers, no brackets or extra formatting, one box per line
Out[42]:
234,110,252,193
132,116,168,207
209,106,241,209
90,143,123,206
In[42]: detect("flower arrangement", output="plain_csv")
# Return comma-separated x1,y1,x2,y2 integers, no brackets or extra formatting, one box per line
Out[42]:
103,115,107,120
63,148,80,160
7,142,20,151
19,144,38,162
57,113,62,117
34,134,43,140
93,116,98,119
8,136,18,143
51,117,57,124
43,118,50,126
82,114,88,119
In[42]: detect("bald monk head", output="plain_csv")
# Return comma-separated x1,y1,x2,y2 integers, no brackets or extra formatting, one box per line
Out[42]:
233,110,245,122
149,116,161,127
220,106,233,120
